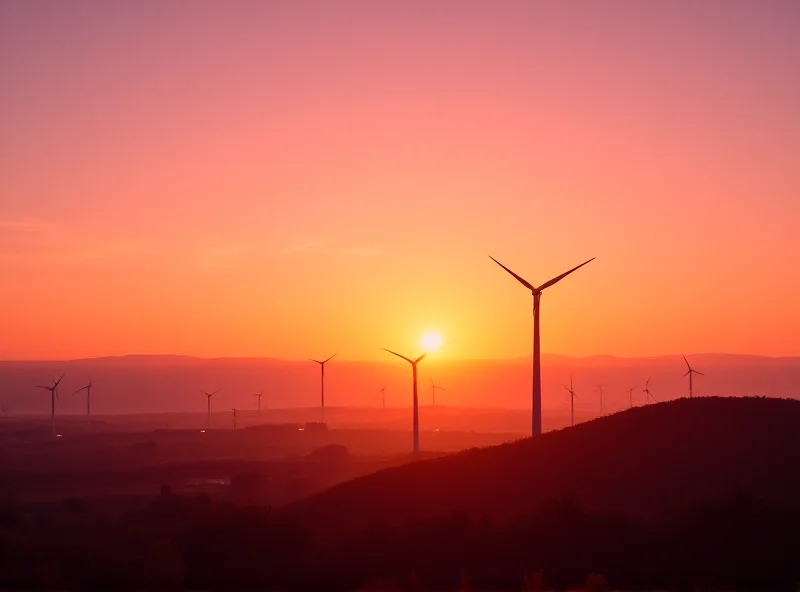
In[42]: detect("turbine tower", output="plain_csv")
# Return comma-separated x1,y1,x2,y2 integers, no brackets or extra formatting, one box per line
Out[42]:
231,408,238,431
489,256,595,436
643,378,657,404
562,375,579,427
595,384,605,415
72,377,94,426
681,355,705,398
627,385,638,409
430,377,446,406
35,373,65,438
378,387,386,409
310,354,336,423
202,390,219,430
383,349,427,453
254,392,263,413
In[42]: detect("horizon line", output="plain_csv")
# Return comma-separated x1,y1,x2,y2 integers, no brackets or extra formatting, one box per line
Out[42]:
1,351,799,365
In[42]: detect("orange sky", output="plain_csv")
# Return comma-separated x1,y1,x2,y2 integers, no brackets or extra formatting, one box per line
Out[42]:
1,1,799,361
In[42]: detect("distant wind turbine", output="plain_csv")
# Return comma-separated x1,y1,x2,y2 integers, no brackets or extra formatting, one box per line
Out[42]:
383,349,427,453
310,354,336,423
254,392,263,413
72,377,94,426
378,387,386,409
643,377,657,404
595,384,605,415
489,256,595,436
681,355,704,398
627,385,638,409
562,376,579,427
231,408,238,431
35,373,65,438
202,390,219,430
430,377,446,406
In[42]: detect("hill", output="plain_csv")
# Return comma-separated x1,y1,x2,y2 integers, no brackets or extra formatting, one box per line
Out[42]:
1,353,798,417
285,397,800,530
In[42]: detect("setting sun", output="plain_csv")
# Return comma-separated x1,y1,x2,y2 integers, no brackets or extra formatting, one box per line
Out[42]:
421,332,444,353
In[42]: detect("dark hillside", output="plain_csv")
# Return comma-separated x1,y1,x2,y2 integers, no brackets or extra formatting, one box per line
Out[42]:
286,397,800,530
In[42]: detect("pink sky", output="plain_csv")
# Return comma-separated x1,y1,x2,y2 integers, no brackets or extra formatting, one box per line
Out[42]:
1,0,799,361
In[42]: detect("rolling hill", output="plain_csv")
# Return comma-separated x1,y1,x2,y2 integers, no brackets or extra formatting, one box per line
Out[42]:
1,353,798,417
285,397,800,530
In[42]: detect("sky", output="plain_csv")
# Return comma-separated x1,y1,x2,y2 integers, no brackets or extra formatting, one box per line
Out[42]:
1,0,799,361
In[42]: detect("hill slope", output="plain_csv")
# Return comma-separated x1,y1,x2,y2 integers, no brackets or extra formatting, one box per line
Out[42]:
286,397,800,530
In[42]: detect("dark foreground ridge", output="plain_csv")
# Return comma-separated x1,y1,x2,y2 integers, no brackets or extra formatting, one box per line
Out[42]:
286,397,800,529
1,397,798,590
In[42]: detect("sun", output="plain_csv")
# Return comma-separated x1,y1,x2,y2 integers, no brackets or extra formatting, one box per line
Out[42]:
420,331,444,352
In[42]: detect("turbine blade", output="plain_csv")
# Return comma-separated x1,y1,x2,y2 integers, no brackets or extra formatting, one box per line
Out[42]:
323,353,337,363
382,348,413,364
54,373,65,386
309,359,322,364
211,390,219,396
694,371,705,376
488,256,535,291
682,355,691,370
35,385,51,390
439,386,447,392
681,371,689,379
538,257,595,292
414,353,428,364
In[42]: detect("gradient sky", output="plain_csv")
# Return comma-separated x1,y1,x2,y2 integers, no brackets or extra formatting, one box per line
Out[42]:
1,0,799,361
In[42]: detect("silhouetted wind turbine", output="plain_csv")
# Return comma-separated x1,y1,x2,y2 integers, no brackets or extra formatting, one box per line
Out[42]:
383,349,427,453
681,355,704,398
627,385,638,409
595,383,605,415
231,408,238,431
489,256,595,436
36,373,65,438
378,387,386,409
643,377,657,404
430,377,446,406
72,377,94,426
563,376,579,426
310,354,336,423
202,390,219,429
254,392,263,413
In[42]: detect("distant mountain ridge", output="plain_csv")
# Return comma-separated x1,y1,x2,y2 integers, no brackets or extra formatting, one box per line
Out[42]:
1,353,797,415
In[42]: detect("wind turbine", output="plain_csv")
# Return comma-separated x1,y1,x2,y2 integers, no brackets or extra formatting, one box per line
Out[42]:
627,385,638,409
489,256,595,436
681,355,704,398
383,349,427,453
378,387,386,409
254,392,263,413
202,390,219,430
562,375,579,427
72,377,94,426
595,384,605,415
35,373,65,438
430,377,446,406
231,408,238,431
310,354,336,423
643,378,657,404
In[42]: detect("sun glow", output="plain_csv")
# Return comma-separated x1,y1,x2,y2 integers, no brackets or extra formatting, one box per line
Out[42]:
421,332,444,352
